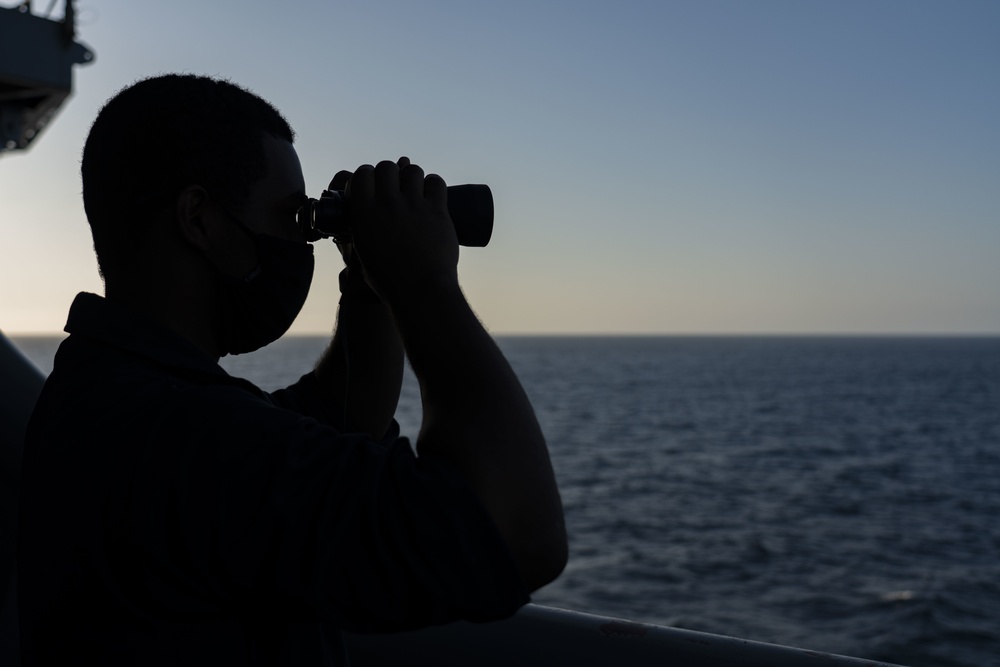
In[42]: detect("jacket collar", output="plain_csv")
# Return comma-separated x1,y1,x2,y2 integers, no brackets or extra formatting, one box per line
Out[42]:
64,292,246,387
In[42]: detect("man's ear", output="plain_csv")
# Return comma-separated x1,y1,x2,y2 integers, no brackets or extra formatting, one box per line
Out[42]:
174,185,214,251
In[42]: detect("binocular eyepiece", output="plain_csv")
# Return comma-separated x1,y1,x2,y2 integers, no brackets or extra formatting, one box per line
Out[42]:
296,184,494,247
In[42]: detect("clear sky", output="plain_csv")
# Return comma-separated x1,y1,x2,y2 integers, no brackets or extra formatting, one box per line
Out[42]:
2,0,998,335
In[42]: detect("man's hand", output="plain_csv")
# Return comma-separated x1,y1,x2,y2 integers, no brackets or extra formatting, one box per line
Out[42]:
326,168,354,261
347,158,460,305
325,168,379,303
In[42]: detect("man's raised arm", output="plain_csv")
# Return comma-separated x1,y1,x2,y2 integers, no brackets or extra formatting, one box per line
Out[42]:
311,167,404,440
349,159,567,591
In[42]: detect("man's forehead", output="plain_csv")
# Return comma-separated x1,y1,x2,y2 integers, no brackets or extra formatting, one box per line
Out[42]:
260,133,305,196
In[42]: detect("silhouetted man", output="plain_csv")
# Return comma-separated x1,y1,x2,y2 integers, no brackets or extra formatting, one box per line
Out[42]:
18,74,566,666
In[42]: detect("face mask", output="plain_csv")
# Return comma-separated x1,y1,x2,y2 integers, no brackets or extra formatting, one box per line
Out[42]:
212,208,315,356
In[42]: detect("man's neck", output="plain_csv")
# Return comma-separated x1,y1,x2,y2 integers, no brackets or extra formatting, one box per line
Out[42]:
105,275,222,362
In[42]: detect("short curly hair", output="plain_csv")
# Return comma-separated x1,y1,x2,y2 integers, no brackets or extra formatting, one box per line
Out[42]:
81,74,295,282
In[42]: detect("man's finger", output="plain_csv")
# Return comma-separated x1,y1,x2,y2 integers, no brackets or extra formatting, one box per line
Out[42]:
373,160,400,199
400,162,424,201
328,170,353,191
424,173,447,209
350,164,375,205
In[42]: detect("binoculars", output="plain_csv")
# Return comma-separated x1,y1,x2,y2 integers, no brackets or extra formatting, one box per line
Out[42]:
296,184,494,247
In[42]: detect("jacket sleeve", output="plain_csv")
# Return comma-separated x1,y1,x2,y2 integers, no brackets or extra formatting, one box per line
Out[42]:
131,385,530,633
267,371,400,442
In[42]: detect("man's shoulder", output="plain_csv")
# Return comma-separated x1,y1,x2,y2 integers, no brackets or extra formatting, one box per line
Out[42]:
30,333,302,448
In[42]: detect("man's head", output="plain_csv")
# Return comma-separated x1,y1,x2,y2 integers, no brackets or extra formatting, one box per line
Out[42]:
81,74,296,284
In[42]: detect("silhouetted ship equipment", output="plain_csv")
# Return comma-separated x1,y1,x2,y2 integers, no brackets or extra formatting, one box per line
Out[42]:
0,4,905,665
0,0,94,153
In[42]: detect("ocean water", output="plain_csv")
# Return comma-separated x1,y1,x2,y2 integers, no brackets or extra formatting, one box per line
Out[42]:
13,335,1000,666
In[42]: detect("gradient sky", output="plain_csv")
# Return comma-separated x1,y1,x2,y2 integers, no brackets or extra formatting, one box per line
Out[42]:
2,0,998,335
